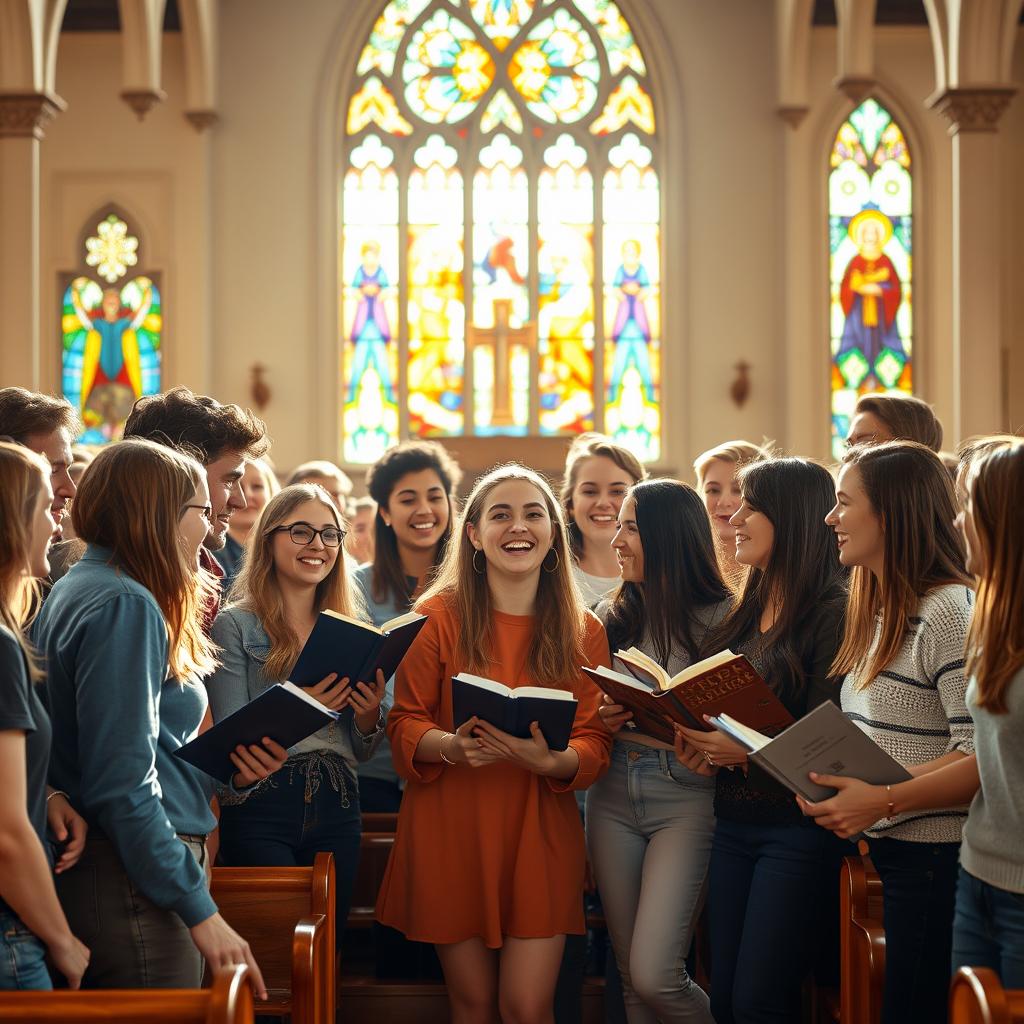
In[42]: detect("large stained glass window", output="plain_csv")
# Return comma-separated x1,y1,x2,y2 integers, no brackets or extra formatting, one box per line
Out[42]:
343,0,661,463
61,213,162,445
829,98,912,460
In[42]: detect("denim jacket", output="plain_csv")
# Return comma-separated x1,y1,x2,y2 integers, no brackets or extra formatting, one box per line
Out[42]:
206,606,385,800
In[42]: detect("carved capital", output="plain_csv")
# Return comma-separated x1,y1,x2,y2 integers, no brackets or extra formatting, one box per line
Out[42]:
185,109,219,132
120,88,167,120
928,87,1016,135
777,105,809,129
0,91,67,139
833,75,875,103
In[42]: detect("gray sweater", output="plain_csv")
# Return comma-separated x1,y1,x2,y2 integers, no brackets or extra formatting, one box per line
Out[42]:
960,669,1024,893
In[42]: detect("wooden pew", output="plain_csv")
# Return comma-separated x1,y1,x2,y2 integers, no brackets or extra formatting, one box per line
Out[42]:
0,963,254,1022
210,851,335,1024
950,967,1024,1024
349,831,395,928
361,811,398,833
840,855,885,1024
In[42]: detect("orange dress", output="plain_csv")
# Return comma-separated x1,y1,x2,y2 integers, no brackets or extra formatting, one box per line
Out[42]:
375,596,612,948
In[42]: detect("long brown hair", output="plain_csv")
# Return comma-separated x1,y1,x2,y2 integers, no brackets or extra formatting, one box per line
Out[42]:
831,441,971,688
965,440,1024,712
72,439,218,681
0,443,50,680
418,464,588,685
232,484,365,681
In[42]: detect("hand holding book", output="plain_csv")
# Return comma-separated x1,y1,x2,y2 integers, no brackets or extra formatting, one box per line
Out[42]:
675,716,750,769
473,719,579,780
796,773,900,840
229,736,289,789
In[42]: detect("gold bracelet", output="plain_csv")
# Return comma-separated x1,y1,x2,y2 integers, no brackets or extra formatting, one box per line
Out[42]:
439,732,456,766
885,783,896,817
46,789,69,804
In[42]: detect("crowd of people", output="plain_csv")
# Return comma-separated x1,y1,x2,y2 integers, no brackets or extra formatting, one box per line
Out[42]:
0,382,1021,1024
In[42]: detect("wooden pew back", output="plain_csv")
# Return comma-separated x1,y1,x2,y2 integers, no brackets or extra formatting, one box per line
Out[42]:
950,967,1024,1024
840,854,885,1024
349,831,395,928
0,963,254,1023
210,852,335,1024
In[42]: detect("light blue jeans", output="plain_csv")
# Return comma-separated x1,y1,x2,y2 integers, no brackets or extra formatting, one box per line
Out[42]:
586,742,716,1024
0,909,52,990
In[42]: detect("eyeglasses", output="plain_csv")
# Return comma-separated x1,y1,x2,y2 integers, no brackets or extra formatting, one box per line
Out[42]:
272,523,345,548
184,504,214,523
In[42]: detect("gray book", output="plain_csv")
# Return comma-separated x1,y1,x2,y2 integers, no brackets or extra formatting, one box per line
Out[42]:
710,700,912,802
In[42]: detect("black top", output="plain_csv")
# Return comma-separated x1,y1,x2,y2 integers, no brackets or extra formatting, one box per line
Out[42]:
0,624,52,914
714,590,846,827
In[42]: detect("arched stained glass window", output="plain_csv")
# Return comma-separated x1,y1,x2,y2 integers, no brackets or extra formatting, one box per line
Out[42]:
829,98,913,460
342,0,661,465
61,212,162,445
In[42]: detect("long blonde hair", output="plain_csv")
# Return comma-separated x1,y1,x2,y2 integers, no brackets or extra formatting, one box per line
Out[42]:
232,485,365,681
0,443,50,679
419,464,588,685
72,439,218,681
965,440,1024,712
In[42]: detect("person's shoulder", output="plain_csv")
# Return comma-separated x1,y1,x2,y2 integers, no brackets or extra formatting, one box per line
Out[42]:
916,583,974,634
582,608,607,644
0,623,25,667
352,561,373,587
414,592,456,620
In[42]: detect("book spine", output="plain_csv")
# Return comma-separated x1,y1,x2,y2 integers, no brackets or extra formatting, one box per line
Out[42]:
356,635,387,684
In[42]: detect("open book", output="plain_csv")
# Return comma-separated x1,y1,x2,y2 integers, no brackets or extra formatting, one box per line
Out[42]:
709,700,913,802
451,673,578,751
175,682,339,784
583,648,794,743
289,609,427,687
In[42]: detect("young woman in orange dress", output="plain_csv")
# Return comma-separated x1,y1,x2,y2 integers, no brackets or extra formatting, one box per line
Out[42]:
376,464,612,1024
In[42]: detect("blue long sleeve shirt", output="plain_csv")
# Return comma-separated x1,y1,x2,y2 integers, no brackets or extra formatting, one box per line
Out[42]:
34,546,217,927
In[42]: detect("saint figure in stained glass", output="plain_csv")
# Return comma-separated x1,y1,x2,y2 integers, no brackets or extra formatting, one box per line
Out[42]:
607,239,653,402
348,241,396,404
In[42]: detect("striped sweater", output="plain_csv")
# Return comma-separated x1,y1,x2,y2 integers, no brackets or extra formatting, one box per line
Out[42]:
840,584,975,843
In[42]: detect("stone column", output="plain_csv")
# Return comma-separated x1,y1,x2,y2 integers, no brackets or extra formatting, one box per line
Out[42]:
929,87,1016,439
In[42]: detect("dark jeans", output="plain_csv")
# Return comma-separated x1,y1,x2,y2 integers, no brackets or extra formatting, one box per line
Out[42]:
357,775,403,814
708,818,835,1024
868,836,960,1024
952,867,1024,987
0,909,52,990
218,754,362,929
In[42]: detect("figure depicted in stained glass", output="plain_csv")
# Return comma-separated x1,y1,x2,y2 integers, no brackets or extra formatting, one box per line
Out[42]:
65,278,159,439
837,208,904,387
538,239,593,409
607,239,654,402
348,241,396,403
478,234,525,288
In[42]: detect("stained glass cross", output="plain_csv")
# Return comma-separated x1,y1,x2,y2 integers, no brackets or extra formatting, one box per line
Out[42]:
467,298,537,429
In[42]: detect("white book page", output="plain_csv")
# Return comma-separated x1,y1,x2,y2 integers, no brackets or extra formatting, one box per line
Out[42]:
322,609,381,634
281,681,341,719
666,648,737,689
595,664,653,692
455,673,514,698
714,711,769,750
380,610,425,632
513,686,576,702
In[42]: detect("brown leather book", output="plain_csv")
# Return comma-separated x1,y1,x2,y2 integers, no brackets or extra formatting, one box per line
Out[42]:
584,648,794,740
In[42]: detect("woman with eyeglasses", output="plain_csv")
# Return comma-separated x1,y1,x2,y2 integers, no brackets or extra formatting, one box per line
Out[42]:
206,483,386,929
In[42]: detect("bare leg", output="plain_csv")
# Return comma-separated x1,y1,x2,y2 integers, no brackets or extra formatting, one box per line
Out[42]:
498,935,566,1024
436,936,501,1024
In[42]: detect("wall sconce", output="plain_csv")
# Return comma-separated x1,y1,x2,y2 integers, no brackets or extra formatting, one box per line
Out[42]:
250,363,271,410
730,361,751,408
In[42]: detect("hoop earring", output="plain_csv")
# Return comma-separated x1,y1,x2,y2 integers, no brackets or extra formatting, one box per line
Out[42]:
473,549,486,574
543,548,560,573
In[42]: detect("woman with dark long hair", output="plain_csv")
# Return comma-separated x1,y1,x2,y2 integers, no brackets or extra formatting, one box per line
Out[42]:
674,457,848,1024
587,479,732,1023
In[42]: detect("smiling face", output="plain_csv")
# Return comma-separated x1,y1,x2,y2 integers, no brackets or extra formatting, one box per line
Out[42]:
467,478,555,582
700,458,743,546
23,427,75,541
204,449,247,550
568,456,632,552
382,468,450,558
28,476,57,578
825,464,885,576
271,498,341,589
730,498,775,571
611,492,644,583
179,476,212,570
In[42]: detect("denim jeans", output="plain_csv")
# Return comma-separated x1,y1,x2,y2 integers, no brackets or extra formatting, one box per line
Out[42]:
586,743,716,1024
0,909,51,991
868,836,960,1024
218,752,362,928
708,818,835,1024
952,867,1024,987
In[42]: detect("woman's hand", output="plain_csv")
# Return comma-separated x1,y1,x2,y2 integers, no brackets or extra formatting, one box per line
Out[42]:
597,694,633,734
796,773,890,839
46,791,88,873
189,912,267,1000
302,673,352,712
351,669,387,733
229,736,289,789
444,717,504,768
473,720,559,775
673,732,719,776
48,932,90,989
674,721,748,768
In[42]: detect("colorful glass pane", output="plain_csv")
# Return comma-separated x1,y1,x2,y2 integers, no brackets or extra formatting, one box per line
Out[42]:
537,134,595,434
829,98,912,460
342,136,401,464
470,0,535,50
509,8,599,124
403,10,496,123
62,273,162,445
357,0,432,77
590,74,654,135
408,135,466,436
603,133,660,462
473,134,531,434
571,0,646,75
480,87,525,132
347,76,414,136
